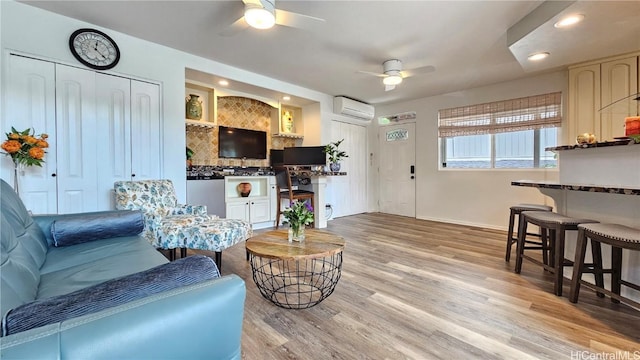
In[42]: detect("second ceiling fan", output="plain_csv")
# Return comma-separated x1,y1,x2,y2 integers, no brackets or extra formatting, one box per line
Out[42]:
358,59,435,91
221,0,325,36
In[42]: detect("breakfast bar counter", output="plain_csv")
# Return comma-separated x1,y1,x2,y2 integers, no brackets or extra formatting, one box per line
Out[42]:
512,141,640,302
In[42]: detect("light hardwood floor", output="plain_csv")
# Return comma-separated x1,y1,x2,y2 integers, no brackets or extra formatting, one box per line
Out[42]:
194,213,640,359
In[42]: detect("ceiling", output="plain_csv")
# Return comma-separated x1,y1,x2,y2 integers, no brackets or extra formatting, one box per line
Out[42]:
20,0,640,105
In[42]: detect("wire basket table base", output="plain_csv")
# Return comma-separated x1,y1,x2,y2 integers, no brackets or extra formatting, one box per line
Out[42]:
250,252,343,309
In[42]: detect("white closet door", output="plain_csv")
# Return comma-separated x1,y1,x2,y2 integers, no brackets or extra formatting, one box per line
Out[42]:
130,80,161,180
3,55,57,214
327,121,367,218
96,73,131,210
55,65,98,213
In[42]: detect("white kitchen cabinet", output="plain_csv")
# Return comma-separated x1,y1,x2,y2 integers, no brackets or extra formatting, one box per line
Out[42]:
567,52,639,143
2,54,161,214
224,176,275,228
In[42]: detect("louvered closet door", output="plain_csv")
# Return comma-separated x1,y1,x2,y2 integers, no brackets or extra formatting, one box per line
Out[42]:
96,73,131,210
3,55,57,214
55,65,98,213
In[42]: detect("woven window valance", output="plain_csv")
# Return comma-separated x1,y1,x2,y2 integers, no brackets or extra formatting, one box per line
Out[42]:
438,92,562,138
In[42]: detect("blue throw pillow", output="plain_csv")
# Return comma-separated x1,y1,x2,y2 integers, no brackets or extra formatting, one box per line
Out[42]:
51,210,144,247
1,255,220,336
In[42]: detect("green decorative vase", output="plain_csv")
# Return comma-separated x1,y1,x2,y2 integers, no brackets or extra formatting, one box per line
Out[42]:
186,94,203,120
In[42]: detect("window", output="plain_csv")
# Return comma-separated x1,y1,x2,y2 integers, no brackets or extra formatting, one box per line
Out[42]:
438,92,561,169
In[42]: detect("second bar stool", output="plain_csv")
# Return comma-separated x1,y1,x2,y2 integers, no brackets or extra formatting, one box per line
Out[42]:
515,211,598,296
569,223,640,307
505,204,553,262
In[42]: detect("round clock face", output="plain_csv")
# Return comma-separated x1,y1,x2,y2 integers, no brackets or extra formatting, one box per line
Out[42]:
69,28,120,70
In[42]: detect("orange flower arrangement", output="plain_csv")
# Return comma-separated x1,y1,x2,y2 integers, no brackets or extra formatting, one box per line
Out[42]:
1,127,48,167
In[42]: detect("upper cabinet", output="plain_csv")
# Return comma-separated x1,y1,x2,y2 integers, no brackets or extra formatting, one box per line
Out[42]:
567,52,639,143
185,81,216,129
272,104,304,138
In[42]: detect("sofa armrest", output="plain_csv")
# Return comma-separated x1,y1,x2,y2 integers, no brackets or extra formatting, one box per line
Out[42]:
33,210,144,247
0,275,246,360
171,204,209,216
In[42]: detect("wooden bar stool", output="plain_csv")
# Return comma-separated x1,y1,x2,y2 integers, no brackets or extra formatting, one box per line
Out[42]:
274,166,315,229
505,204,553,262
515,211,598,296
569,223,640,308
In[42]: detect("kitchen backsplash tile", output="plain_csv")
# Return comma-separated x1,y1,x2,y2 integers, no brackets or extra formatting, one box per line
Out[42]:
186,96,297,167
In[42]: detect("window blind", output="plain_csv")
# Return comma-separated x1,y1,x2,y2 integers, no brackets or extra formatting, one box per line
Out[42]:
438,92,562,138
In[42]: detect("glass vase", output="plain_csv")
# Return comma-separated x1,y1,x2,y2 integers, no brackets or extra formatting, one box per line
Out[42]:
288,224,305,243
12,161,20,196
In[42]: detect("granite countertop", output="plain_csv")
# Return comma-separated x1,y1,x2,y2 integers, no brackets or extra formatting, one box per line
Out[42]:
186,166,346,180
511,180,640,196
187,166,274,180
546,138,638,151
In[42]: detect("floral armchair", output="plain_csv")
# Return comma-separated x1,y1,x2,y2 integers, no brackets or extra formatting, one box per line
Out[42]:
114,179,252,268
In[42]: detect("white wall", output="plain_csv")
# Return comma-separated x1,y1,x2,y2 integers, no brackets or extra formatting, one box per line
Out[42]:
373,71,567,230
0,1,341,202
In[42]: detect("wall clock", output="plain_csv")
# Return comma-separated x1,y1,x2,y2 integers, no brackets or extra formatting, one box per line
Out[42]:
68,28,120,70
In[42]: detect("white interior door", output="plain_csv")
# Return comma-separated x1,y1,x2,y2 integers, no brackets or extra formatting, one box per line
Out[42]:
327,121,367,218
55,64,98,213
378,122,416,218
3,55,57,214
96,73,131,210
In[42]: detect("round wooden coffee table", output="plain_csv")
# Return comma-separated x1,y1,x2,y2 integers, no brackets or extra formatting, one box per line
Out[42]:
245,229,345,309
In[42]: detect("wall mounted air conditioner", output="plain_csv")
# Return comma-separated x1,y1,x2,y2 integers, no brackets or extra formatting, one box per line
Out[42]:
333,96,375,122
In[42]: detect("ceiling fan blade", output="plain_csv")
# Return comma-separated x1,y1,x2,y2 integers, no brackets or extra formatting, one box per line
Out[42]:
275,8,325,29
385,84,396,92
219,16,250,37
357,70,386,78
242,0,264,6
402,65,436,78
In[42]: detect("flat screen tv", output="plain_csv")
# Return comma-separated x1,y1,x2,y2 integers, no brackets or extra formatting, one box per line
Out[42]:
283,146,327,166
218,126,267,159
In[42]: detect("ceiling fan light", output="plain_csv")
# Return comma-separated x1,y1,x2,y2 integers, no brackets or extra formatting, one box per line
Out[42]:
383,75,403,86
245,5,275,29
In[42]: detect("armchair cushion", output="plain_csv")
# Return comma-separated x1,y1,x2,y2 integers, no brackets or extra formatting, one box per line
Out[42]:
51,211,144,247
2,255,220,336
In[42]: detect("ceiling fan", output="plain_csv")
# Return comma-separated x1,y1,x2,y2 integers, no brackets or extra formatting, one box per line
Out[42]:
358,59,435,91
220,0,325,36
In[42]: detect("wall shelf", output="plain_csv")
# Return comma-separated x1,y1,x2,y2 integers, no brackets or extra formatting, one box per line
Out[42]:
272,104,303,138
186,119,215,129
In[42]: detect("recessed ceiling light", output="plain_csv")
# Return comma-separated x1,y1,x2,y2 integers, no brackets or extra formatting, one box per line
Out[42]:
218,80,229,86
554,14,584,28
528,52,550,61
282,96,290,101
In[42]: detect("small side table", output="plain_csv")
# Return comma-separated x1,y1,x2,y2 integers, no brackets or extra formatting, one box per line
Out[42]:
245,229,345,309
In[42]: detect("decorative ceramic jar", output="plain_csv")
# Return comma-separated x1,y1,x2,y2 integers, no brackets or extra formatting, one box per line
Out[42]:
576,132,596,145
625,116,640,136
186,94,203,120
329,162,341,172
237,182,252,197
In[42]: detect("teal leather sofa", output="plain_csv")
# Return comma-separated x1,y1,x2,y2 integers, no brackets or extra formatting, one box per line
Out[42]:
0,180,246,359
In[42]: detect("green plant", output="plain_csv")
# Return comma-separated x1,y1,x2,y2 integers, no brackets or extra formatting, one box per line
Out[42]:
323,139,348,164
629,134,640,144
186,147,194,160
283,200,314,233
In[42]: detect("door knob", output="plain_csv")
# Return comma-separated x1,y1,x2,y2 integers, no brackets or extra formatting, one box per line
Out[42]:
51,173,56,177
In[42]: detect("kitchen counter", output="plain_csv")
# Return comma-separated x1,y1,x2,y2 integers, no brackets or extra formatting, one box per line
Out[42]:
512,141,640,303
511,180,640,196
546,138,636,151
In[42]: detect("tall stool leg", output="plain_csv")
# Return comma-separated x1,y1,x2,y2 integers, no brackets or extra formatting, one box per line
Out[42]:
590,240,605,298
506,208,516,262
569,228,588,303
514,213,527,274
553,227,566,296
611,246,623,304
